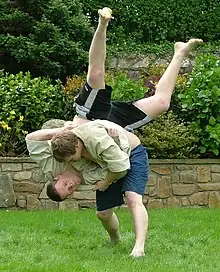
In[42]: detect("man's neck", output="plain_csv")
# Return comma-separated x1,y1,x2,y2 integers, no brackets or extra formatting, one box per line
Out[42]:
72,116,90,126
81,146,96,161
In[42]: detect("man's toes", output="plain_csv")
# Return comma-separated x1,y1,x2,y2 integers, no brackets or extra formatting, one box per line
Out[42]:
98,7,112,20
188,38,203,47
130,250,145,258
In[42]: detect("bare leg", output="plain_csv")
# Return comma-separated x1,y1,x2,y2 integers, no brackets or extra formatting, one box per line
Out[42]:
125,191,148,257
133,39,203,119
96,208,120,244
87,7,112,89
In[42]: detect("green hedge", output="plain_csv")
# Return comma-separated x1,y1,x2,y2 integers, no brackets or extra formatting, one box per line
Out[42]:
179,54,220,157
0,57,218,158
81,0,220,43
0,0,93,81
0,71,75,156
136,111,199,159
1,0,219,80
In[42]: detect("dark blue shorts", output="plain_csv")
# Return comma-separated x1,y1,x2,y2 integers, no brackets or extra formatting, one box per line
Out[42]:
96,145,149,211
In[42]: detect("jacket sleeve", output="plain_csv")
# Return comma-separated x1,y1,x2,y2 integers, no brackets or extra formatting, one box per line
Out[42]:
85,126,130,173
25,137,67,180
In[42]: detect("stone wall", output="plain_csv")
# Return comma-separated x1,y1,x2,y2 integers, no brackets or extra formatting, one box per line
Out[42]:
107,54,196,80
1,157,220,210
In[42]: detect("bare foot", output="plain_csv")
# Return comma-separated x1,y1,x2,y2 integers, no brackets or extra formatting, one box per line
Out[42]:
174,38,203,57
130,249,145,258
98,7,113,25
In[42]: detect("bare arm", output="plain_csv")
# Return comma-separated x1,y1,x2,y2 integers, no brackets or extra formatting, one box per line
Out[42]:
93,169,126,191
26,127,64,141
105,169,124,185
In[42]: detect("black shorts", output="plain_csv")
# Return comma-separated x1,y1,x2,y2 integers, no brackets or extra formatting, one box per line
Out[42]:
75,82,112,120
75,82,152,130
96,145,149,211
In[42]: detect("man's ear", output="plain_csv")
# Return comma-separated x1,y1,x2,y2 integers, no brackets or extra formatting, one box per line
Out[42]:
55,175,61,180
75,138,79,148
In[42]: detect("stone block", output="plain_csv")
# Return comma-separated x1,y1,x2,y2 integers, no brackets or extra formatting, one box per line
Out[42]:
209,192,220,208
13,182,43,194
73,191,96,200
32,169,47,183
117,58,134,69
142,196,149,205
157,176,172,198
13,171,32,181
172,184,196,196
23,163,38,170
132,57,150,69
75,185,95,191
171,173,180,183
196,167,211,183
78,200,96,209
59,200,79,210
211,165,220,173
107,57,118,69
176,165,193,171
167,197,180,208
189,192,208,206
151,166,173,175
41,119,65,129
212,173,220,183
17,195,27,208
179,171,196,184
148,175,157,186
144,186,149,195
40,199,57,210
39,182,49,199
198,183,220,191
147,199,164,208
0,174,16,207
148,187,157,197
2,163,22,171
181,197,190,207
27,195,41,210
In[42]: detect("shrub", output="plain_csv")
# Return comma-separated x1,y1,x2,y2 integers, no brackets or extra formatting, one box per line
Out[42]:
0,71,75,156
136,111,199,159
0,0,93,81
169,74,189,119
105,70,147,101
81,0,220,43
178,54,220,157
63,74,86,97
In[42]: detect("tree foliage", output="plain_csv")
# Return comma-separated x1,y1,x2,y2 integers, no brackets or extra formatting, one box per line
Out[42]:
0,0,93,81
179,54,220,157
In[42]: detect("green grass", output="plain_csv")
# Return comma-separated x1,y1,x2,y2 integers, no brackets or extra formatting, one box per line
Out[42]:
0,209,219,272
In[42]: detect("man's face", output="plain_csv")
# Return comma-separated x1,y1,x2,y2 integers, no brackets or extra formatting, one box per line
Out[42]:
54,175,76,200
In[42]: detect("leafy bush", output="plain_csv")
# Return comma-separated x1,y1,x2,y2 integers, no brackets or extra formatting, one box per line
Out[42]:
178,54,220,157
63,74,86,97
0,0,93,81
169,74,189,119
81,0,220,43
105,70,147,101
136,111,199,159
0,71,75,156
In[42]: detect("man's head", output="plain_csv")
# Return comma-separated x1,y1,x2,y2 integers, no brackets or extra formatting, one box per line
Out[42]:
46,169,82,201
51,129,82,162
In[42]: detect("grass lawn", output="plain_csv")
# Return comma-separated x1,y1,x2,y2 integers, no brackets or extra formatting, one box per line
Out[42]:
0,208,219,272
